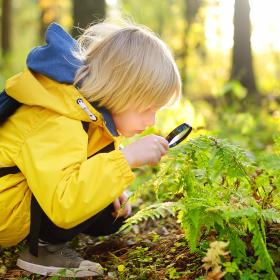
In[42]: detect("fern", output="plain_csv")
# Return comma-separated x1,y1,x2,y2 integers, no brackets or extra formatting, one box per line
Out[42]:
248,219,274,275
119,202,179,232
261,208,280,223
125,135,280,277
149,135,280,277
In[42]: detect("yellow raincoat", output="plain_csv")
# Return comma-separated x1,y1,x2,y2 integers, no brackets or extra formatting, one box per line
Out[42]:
0,69,135,247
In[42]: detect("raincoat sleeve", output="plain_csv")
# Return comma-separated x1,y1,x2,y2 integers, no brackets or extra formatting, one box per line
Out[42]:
15,116,135,229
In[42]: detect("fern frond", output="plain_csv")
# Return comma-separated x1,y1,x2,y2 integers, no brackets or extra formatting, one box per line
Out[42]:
248,220,274,273
118,202,179,232
134,134,280,277
261,208,280,223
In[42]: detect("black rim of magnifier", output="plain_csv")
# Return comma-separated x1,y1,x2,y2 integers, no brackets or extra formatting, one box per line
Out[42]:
165,123,192,148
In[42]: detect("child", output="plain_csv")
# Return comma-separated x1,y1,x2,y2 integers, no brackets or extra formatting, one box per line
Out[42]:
0,20,181,277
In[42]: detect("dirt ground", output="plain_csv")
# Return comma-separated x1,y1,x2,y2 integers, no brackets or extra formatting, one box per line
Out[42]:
1,217,204,280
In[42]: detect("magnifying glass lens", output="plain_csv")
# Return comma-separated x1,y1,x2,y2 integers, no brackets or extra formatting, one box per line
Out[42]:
165,123,192,148
168,130,189,146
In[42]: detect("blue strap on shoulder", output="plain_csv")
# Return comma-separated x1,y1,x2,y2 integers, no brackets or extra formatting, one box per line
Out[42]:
0,90,21,124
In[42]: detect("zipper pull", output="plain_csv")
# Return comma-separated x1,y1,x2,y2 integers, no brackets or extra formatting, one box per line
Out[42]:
77,98,97,121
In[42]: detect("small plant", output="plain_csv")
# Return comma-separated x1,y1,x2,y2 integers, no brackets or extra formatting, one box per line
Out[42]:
202,241,229,279
123,135,280,279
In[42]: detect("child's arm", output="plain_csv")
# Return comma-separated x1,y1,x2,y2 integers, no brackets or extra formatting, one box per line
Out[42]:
15,117,135,229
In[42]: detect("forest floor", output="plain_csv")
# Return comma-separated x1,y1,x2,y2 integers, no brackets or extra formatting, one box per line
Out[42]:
1,216,205,280
2,214,280,279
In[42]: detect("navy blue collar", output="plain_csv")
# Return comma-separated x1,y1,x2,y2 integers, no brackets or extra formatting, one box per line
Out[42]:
91,102,119,136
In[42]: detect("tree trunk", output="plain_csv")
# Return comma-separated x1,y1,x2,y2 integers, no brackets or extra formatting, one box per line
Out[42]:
39,3,61,43
1,0,12,56
230,0,257,95
181,0,202,94
72,0,106,38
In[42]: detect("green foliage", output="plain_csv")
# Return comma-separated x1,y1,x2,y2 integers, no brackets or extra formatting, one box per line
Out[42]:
119,202,178,232
211,106,280,154
219,80,248,100
125,134,280,278
163,135,280,278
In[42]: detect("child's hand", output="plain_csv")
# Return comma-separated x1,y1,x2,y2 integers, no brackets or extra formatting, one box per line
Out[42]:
112,192,131,218
122,135,169,168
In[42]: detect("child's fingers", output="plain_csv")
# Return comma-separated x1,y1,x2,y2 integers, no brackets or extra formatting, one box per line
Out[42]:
155,136,169,150
112,198,121,215
112,193,131,218
115,202,131,218
123,201,132,217
119,192,131,217
119,192,128,204
157,143,167,156
119,195,131,217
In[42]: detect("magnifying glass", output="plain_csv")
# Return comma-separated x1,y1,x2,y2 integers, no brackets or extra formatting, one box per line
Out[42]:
165,122,192,148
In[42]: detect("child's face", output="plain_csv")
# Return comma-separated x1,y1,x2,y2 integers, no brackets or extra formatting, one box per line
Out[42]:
112,108,157,137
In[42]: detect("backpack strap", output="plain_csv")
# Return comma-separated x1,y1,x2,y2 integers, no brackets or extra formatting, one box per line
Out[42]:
28,195,43,256
0,168,41,256
0,91,21,176
0,90,21,124
0,166,20,177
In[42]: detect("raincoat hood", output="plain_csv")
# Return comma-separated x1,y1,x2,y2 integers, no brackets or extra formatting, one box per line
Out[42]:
27,22,82,84
5,69,102,123
5,23,118,136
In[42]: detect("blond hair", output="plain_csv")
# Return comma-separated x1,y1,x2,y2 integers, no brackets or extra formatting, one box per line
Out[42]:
74,20,181,114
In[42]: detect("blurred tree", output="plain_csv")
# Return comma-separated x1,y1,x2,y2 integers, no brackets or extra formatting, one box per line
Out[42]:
120,0,171,37
72,0,106,38
120,0,204,95
38,0,72,42
39,0,60,41
180,0,203,91
1,0,12,57
230,0,258,97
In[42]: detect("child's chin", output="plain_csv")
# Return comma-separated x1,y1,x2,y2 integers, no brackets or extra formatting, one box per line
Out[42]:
122,131,136,137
